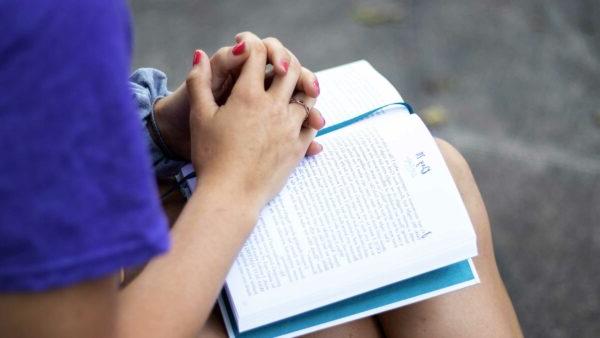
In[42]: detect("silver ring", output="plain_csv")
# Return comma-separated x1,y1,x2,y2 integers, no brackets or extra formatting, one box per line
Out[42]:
289,98,310,120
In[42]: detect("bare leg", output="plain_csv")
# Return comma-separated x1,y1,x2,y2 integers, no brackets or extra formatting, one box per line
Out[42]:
377,139,523,337
196,305,228,337
157,182,383,338
302,316,383,338
197,139,522,337
196,305,383,338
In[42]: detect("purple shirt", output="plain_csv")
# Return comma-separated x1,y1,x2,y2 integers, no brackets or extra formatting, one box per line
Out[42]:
0,0,169,291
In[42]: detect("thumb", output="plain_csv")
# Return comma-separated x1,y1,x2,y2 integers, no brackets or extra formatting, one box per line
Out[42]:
186,49,218,119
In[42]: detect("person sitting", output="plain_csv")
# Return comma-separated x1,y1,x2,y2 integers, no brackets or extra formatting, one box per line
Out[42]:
0,1,521,337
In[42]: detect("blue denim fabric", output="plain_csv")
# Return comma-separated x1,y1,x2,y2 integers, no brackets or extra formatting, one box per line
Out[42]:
129,68,186,177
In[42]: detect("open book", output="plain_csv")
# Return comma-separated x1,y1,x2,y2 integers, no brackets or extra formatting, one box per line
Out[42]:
179,60,479,337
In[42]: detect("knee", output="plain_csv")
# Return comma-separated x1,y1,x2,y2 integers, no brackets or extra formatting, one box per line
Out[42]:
434,138,473,188
434,138,495,259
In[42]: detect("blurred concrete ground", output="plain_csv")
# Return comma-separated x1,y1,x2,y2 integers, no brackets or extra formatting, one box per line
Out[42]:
130,0,600,337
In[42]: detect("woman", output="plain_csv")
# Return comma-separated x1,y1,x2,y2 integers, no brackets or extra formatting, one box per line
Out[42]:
0,1,522,337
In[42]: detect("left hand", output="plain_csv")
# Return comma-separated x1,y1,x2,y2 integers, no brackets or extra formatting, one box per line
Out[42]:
153,34,325,160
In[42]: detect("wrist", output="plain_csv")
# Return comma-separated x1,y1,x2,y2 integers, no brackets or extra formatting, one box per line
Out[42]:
153,85,191,160
194,171,264,219
190,175,262,229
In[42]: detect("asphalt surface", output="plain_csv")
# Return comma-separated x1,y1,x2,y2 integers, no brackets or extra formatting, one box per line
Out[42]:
130,1,600,337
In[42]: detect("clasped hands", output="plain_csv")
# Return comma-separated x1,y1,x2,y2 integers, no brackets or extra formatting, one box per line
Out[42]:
154,32,326,208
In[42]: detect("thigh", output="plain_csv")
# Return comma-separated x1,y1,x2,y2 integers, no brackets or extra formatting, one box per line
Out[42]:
197,305,228,338
377,139,522,338
198,307,382,338
302,316,383,338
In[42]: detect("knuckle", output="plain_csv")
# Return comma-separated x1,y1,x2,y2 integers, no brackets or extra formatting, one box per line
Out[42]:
303,97,316,108
240,31,262,44
263,36,281,47
245,31,259,38
253,41,267,55
302,66,314,77
216,46,229,58
243,35,267,56
236,31,252,38
185,69,201,85
288,56,301,73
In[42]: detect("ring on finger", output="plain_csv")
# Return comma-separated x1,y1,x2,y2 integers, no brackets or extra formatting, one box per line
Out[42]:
289,98,310,120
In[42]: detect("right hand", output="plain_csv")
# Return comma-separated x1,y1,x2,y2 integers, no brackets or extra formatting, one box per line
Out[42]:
186,33,317,209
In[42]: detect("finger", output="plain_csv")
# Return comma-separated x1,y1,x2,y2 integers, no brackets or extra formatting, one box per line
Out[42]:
296,67,320,98
186,49,218,119
233,32,268,92
289,93,316,127
299,125,319,155
305,141,323,156
262,37,291,76
269,52,302,100
264,69,275,89
210,46,248,94
266,67,319,100
303,107,326,130
214,75,236,106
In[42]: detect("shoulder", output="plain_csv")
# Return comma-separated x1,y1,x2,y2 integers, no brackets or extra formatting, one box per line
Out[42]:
0,0,169,292
1,0,131,39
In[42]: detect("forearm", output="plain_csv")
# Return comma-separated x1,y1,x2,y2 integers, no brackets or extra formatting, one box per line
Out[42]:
130,68,187,176
153,83,191,160
116,181,260,338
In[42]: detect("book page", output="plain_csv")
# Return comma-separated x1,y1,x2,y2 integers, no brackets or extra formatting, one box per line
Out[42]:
225,111,477,331
314,60,403,127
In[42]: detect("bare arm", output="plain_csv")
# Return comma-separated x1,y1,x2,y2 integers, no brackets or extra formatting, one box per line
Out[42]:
0,278,117,338
116,180,261,337
117,32,319,337
0,185,258,338
0,32,320,338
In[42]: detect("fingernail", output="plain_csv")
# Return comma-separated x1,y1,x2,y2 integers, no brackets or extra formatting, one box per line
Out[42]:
281,60,289,73
321,115,326,126
318,143,324,152
232,41,246,55
313,79,320,96
192,50,202,66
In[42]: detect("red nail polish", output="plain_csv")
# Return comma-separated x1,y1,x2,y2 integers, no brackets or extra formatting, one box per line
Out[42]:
313,79,320,96
192,50,202,66
232,41,246,55
281,60,289,73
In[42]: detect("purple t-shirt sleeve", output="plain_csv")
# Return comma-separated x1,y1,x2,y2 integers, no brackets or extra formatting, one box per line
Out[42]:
0,0,170,291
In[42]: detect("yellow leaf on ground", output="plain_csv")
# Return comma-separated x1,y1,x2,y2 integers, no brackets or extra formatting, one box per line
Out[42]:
421,104,448,127
352,3,405,26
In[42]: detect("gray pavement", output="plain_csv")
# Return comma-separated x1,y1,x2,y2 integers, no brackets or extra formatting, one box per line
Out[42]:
130,0,600,336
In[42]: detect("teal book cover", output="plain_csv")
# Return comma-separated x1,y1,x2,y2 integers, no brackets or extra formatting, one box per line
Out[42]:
219,259,478,338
